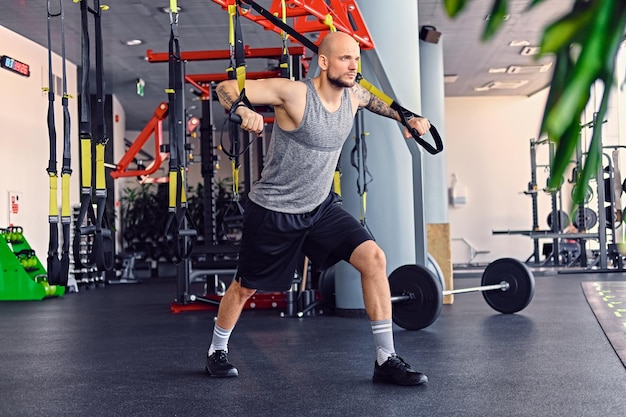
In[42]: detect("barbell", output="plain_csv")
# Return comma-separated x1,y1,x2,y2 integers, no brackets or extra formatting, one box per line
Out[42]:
388,258,535,330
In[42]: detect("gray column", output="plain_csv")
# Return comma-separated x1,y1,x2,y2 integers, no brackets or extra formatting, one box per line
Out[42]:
334,0,426,311
419,36,449,223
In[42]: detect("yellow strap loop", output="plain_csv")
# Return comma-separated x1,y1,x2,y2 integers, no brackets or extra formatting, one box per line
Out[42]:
49,174,59,217
170,0,178,13
236,66,246,93
95,143,106,190
80,138,92,188
168,171,177,208
228,4,236,47
179,168,188,204
333,170,341,196
231,160,240,196
61,173,71,218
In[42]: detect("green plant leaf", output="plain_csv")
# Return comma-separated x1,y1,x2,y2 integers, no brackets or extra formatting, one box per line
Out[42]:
544,0,613,140
539,48,575,140
538,2,596,55
481,0,508,41
443,0,468,17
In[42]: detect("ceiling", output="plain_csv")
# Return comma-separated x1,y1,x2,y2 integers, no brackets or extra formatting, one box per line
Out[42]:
0,0,573,131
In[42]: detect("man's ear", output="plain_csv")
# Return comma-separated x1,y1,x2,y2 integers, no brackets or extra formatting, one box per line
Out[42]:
318,54,328,71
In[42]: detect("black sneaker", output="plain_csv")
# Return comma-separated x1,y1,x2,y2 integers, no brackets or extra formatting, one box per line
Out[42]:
372,354,428,386
206,350,239,378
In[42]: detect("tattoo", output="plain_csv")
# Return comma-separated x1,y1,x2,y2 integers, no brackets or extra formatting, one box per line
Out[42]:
365,95,399,120
216,84,237,109
353,84,399,120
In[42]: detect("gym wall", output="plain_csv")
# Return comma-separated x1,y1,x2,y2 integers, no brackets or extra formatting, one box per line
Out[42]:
0,25,79,260
445,52,626,265
0,24,127,263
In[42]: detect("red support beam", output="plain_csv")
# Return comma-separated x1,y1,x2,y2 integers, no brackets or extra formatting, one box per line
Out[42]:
146,45,306,63
186,70,283,84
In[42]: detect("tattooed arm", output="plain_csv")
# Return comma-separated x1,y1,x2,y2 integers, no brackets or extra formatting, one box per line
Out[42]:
351,83,431,137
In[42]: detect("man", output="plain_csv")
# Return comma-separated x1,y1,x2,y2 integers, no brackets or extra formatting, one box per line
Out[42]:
208,31,431,386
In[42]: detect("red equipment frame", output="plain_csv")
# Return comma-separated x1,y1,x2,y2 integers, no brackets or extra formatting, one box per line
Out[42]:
211,0,374,50
110,102,169,180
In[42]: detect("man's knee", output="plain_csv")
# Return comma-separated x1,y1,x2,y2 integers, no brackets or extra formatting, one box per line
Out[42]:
350,240,386,272
228,279,257,300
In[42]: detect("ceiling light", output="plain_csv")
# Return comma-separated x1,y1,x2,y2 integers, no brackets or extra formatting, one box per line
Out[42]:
488,67,507,73
444,74,458,84
509,40,530,47
520,46,541,56
159,6,183,13
506,63,552,74
474,80,529,92
123,39,144,46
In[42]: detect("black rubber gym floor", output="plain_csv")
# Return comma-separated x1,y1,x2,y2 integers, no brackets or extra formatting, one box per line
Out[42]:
2,271,626,417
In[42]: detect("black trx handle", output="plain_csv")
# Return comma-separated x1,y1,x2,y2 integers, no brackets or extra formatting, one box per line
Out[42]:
163,4,197,264
45,0,71,287
239,0,444,155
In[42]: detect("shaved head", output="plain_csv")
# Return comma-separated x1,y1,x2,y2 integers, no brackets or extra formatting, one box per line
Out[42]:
318,31,359,57
317,32,361,88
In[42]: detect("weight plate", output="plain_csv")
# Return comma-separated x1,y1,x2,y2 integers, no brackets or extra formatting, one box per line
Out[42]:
605,206,623,229
389,264,442,330
481,258,535,314
571,183,593,204
572,207,597,230
427,252,446,291
546,210,569,232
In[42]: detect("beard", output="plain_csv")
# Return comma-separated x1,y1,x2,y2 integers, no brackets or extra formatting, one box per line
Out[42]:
327,71,356,88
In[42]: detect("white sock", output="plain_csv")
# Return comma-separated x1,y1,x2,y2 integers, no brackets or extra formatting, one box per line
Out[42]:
371,319,395,365
208,324,233,356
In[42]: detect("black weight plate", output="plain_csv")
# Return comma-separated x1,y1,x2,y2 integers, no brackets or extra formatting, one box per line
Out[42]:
572,207,597,230
481,258,535,314
389,264,442,330
605,206,623,229
546,210,569,231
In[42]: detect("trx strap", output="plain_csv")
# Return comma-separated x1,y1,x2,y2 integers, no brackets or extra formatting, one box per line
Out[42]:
221,0,253,222
163,0,198,264
74,0,114,272
350,109,374,237
239,0,444,155
278,0,291,79
45,0,71,287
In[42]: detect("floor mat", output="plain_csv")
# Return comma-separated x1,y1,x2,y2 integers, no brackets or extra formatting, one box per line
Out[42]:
581,281,626,368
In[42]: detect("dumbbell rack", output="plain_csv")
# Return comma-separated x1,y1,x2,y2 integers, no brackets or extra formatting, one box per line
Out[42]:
0,227,65,300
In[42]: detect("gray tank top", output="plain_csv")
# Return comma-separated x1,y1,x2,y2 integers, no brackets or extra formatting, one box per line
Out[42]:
248,78,354,213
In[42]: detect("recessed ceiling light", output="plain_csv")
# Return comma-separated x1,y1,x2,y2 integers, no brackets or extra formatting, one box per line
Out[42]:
488,67,507,73
160,6,183,13
520,46,541,56
123,39,144,46
509,40,530,47
475,80,528,92
444,74,458,84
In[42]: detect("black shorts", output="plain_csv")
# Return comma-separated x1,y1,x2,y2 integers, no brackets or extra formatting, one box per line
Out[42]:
237,192,372,291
